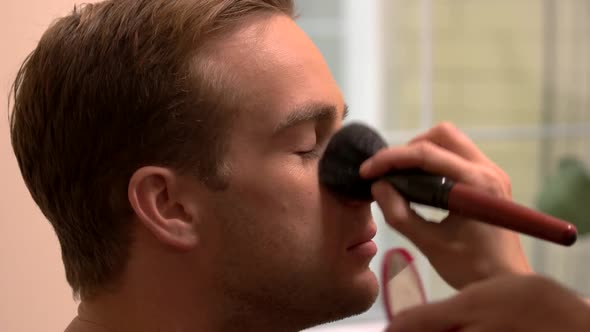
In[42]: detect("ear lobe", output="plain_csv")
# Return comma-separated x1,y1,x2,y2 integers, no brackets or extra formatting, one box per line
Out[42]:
128,166,199,251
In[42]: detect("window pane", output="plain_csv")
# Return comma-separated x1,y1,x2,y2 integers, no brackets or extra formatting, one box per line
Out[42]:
384,0,590,129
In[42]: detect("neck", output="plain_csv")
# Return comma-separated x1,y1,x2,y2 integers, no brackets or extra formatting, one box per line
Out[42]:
72,268,219,331
73,292,303,332
68,239,304,332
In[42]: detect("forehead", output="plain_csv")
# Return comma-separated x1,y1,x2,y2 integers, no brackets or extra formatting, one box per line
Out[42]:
214,14,344,131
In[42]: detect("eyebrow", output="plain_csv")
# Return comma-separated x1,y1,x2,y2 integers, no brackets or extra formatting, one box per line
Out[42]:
273,102,349,135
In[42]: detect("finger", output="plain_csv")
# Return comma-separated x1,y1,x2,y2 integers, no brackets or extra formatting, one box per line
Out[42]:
371,181,442,247
362,142,510,197
360,141,474,183
408,122,490,164
409,123,511,189
386,298,465,332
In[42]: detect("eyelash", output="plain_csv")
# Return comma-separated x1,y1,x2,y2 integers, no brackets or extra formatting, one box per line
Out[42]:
297,145,322,161
295,126,330,161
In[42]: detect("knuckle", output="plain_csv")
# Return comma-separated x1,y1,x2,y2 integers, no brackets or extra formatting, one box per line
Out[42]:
499,169,512,195
468,167,507,197
491,168,512,197
415,140,435,154
414,141,435,167
433,121,458,137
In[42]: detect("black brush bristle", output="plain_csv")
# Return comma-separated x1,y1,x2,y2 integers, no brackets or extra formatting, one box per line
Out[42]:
319,123,387,201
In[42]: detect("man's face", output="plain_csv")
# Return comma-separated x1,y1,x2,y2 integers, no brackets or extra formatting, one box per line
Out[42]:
197,14,379,327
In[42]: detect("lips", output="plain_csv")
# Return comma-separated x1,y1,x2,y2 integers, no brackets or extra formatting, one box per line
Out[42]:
346,223,377,250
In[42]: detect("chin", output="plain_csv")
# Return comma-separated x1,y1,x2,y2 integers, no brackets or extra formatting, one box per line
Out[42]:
312,269,380,326
346,269,380,313
280,269,380,331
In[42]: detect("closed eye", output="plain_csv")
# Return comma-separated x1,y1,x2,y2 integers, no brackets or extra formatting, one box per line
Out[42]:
296,143,323,161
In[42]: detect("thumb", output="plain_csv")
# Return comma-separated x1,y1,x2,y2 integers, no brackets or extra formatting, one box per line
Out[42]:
372,180,441,247
386,298,464,332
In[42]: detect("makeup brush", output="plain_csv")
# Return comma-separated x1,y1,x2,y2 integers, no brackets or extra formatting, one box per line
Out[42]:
319,123,577,246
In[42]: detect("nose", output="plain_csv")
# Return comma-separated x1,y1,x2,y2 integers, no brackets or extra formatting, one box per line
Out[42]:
340,195,374,207
319,182,374,207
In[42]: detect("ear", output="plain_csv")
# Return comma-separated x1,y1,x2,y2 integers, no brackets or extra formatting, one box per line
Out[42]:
128,166,199,251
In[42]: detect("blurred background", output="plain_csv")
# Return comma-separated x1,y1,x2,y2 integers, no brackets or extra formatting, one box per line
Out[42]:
1,0,589,331
296,0,590,330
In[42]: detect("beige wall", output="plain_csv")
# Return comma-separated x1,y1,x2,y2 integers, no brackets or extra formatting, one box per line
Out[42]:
0,1,100,331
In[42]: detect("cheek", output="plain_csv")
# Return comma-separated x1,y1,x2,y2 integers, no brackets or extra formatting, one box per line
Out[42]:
211,171,323,273
241,160,319,211
232,161,323,242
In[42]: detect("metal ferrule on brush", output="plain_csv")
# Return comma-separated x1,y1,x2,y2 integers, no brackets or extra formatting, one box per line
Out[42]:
384,170,455,209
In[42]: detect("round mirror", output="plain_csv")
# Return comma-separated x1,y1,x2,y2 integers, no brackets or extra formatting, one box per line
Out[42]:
381,247,427,321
